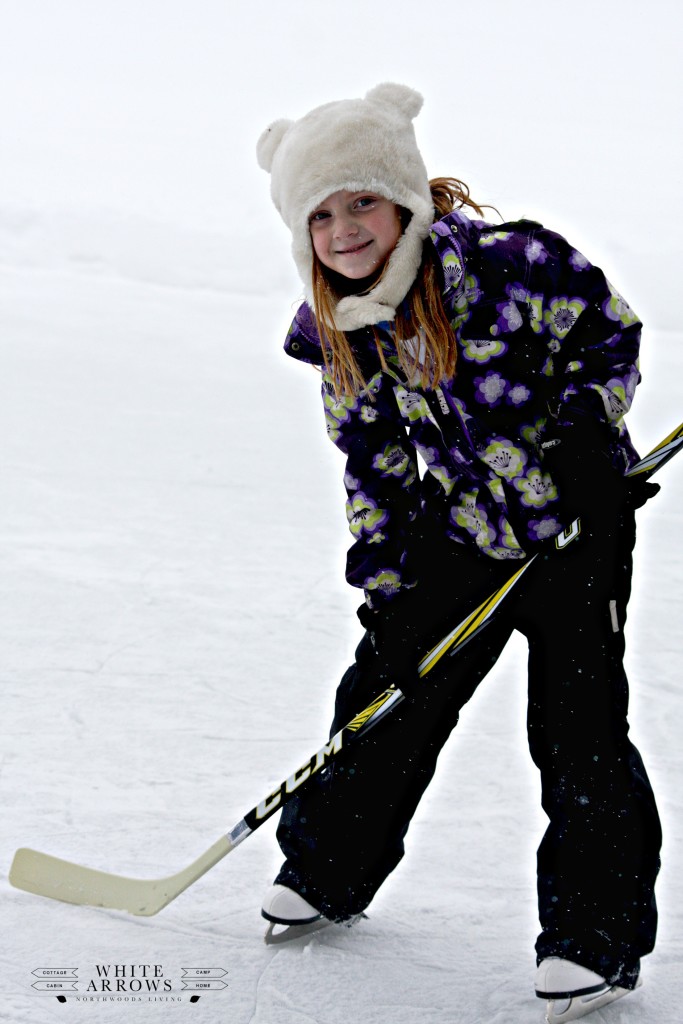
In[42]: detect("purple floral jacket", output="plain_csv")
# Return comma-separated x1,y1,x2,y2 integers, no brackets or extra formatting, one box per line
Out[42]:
284,209,642,607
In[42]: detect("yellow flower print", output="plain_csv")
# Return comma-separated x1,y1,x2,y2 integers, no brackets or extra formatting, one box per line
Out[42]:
479,231,512,247
545,297,588,339
482,438,527,479
452,491,496,548
346,492,389,539
364,570,402,599
395,386,431,423
603,281,639,327
514,469,558,508
323,387,361,424
372,444,417,487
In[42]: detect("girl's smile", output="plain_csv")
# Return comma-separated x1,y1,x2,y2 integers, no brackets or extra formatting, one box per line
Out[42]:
309,190,402,281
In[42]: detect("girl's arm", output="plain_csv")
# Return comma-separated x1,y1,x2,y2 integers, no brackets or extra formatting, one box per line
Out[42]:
529,226,642,442
321,368,423,609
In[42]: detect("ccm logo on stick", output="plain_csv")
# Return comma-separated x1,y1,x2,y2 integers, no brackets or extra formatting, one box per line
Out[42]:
255,733,344,819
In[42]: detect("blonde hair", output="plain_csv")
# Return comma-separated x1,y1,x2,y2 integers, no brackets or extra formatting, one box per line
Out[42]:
312,177,492,397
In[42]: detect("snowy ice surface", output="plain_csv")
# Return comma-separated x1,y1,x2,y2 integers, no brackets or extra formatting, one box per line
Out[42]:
2,1,682,1021
2,252,682,1024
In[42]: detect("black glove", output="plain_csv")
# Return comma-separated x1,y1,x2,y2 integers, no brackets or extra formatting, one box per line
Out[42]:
357,596,423,695
542,408,658,522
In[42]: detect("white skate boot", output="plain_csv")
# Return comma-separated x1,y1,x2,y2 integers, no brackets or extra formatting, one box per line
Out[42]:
261,884,328,944
535,957,642,1023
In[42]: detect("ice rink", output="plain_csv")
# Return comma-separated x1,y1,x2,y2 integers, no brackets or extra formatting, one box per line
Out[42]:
2,2,682,1021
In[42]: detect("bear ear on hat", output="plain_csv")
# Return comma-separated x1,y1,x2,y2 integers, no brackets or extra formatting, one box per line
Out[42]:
365,82,423,121
256,118,293,172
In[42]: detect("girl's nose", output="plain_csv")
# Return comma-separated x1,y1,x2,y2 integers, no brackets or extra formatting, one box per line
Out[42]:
333,213,359,240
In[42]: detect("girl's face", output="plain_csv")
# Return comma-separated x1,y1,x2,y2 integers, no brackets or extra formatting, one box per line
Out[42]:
309,190,402,281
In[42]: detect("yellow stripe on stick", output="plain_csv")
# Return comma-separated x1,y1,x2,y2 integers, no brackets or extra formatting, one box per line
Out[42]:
627,422,683,476
418,558,536,677
346,687,399,732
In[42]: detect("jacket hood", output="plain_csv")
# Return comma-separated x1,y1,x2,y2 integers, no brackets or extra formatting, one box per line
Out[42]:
283,209,474,366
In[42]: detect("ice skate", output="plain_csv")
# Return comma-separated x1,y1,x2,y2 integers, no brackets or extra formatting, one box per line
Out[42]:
261,884,330,944
261,884,367,944
535,957,642,1023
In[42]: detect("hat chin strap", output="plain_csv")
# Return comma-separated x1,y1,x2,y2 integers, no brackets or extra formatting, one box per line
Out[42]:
332,229,421,330
331,211,432,332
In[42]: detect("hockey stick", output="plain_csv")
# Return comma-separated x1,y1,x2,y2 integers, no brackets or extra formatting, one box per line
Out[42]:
625,420,683,477
9,422,681,916
9,560,533,916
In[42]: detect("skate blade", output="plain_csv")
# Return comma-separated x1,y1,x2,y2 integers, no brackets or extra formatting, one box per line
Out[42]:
264,918,331,945
545,975,642,1023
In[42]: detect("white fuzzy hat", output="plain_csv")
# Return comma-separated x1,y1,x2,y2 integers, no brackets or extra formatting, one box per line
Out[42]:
256,83,434,331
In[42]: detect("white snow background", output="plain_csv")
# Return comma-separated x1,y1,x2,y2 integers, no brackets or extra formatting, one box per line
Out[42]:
1,1,682,1021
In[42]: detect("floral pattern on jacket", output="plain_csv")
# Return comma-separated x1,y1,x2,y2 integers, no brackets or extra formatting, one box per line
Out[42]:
284,210,642,607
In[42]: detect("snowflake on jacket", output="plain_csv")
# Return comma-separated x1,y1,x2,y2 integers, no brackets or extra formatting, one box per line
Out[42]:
284,209,642,607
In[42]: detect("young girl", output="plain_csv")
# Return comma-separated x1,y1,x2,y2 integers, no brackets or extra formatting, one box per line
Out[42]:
256,83,661,1018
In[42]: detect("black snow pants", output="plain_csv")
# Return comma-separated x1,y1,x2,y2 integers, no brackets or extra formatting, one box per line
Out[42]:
275,505,662,990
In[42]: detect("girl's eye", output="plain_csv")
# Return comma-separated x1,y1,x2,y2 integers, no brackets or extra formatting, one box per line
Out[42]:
356,196,378,209
309,210,330,224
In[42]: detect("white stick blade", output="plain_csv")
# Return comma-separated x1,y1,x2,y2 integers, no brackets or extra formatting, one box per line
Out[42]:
9,836,232,916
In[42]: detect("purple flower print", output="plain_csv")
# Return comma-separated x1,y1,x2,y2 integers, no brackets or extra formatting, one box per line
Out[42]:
569,249,591,272
495,300,524,333
506,383,532,406
474,372,509,406
525,239,548,264
528,516,563,542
